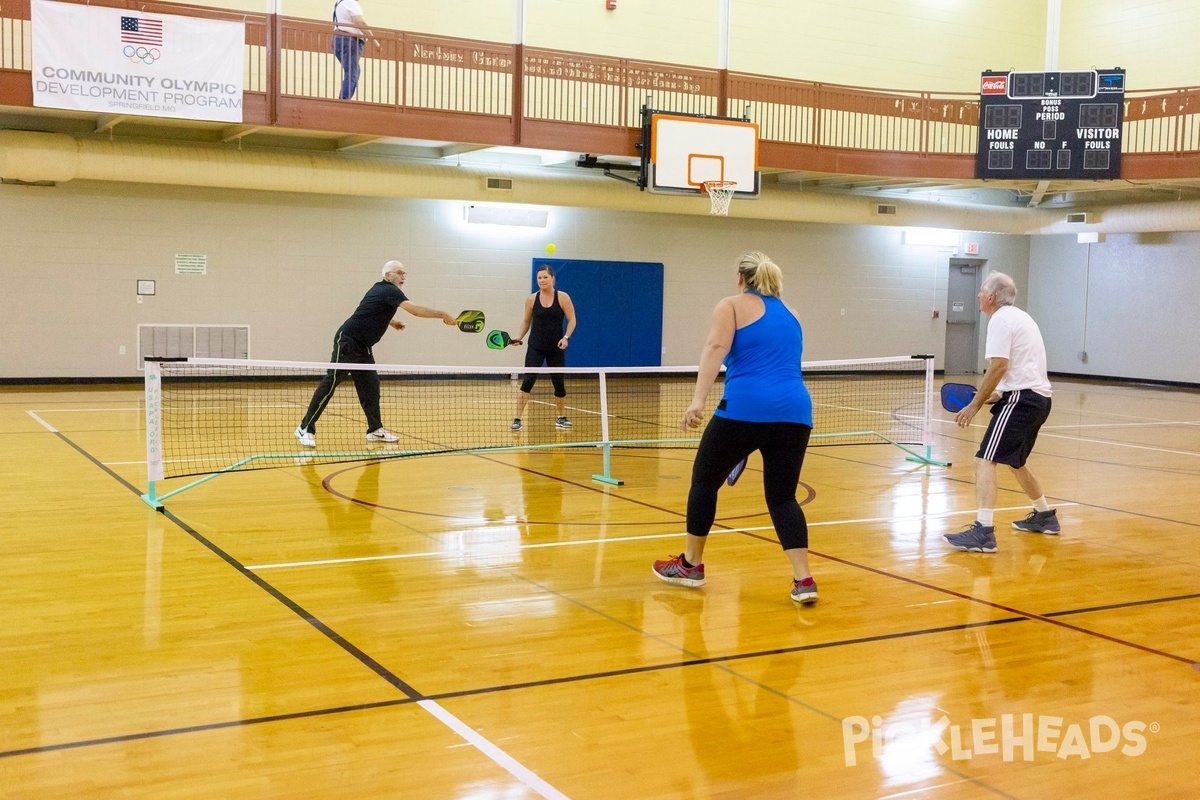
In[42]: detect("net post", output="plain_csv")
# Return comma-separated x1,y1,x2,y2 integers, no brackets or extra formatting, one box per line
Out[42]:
591,371,624,486
904,355,950,467
141,358,166,510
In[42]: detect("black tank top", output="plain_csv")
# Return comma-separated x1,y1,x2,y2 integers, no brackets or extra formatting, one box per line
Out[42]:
529,291,566,350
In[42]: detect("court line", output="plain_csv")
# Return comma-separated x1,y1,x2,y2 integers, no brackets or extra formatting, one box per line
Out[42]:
244,504,1075,571
25,391,1190,791
24,393,1192,790
1042,420,1200,430
157,505,571,799
419,700,570,800
32,421,573,800
936,416,1200,459
26,411,57,432
807,543,1200,668
1037,431,1200,459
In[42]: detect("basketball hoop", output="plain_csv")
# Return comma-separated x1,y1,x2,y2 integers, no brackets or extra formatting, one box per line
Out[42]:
702,181,737,216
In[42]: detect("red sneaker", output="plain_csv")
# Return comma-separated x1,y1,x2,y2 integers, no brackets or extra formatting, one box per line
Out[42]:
791,576,818,605
652,554,706,587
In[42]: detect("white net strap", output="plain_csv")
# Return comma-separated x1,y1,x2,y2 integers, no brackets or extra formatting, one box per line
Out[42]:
703,181,736,216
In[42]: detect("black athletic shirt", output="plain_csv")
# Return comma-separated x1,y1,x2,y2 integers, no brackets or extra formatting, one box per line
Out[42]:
339,281,408,346
529,291,567,351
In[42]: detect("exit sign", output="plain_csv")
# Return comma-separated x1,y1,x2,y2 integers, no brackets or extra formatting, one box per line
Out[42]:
964,242,980,255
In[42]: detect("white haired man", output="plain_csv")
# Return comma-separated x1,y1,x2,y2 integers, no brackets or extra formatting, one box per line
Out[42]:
945,271,1059,553
294,261,455,448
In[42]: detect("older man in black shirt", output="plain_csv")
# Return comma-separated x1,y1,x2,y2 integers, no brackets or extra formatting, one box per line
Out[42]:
295,260,455,448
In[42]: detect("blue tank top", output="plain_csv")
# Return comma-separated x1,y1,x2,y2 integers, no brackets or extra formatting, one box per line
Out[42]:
714,295,813,426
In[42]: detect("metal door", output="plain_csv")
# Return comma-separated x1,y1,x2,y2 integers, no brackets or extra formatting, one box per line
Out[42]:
945,260,983,374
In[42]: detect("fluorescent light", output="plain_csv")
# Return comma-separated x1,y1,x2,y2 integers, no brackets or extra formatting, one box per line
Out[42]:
465,204,549,227
903,228,960,247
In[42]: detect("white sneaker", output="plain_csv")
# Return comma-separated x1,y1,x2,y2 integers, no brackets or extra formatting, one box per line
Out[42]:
294,426,316,448
366,427,399,443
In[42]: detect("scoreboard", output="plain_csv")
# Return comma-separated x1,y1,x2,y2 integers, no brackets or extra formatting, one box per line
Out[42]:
976,69,1126,180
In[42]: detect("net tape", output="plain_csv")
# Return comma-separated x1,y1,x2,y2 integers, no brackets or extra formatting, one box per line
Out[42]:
147,357,932,480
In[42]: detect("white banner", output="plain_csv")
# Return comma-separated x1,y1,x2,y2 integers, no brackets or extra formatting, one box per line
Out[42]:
31,0,245,123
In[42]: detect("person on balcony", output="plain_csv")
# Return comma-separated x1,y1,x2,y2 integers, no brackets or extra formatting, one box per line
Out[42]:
332,0,380,100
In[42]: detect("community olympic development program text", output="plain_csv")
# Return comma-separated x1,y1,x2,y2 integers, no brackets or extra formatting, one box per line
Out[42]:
36,68,242,112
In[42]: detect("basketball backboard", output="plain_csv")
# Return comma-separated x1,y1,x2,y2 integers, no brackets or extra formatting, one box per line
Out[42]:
647,112,759,197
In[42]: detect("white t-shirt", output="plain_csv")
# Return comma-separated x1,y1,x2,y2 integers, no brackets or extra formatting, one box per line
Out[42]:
985,304,1052,397
333,0,364,36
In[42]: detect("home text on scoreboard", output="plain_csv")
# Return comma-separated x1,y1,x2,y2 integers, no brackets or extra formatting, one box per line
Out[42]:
976,69,1126,180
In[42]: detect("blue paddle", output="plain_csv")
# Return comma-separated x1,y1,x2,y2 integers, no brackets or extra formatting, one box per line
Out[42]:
940,382,978,413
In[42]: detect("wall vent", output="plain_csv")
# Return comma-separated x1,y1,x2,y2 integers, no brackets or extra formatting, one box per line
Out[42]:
138,324,249,367
1066,212,1089,224
485,177,513,191
875,203,897,215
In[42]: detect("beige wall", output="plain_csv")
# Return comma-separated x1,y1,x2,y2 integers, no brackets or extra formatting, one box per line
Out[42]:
731,0,1047,91
524,0,718,65
236,0,1200,93
284,0,514,43
0,181,1030,379
1060,0,1200,87
177,0,267,11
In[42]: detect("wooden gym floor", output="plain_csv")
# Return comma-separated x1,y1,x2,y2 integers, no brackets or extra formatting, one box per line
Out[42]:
1,377,1198,799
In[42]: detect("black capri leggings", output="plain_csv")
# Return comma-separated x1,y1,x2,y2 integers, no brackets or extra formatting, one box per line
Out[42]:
686,416,813,550
520,345,566,397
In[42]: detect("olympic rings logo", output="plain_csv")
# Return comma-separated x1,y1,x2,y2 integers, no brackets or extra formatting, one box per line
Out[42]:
123,45,161,65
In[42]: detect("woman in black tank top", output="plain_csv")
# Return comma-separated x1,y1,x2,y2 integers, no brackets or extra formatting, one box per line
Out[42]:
510,265,577,431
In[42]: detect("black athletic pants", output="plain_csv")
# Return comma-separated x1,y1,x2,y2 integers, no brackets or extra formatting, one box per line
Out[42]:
299,331,382,434
687,416,813,550
519,345,566,397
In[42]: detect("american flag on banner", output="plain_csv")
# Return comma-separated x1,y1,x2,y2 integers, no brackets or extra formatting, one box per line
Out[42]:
120,16,163,46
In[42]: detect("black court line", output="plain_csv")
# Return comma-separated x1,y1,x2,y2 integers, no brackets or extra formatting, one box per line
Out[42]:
159,507,426,697
1043,592,1200,617
430,616,1032,702
799,542,1200,668
308,436,1200,672
23,424,1199,768
0,698,413,759
46,429,426,702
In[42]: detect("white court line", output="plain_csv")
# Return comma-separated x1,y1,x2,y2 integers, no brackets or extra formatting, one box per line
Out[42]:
26,407,143,413
26,411,58,433
937,417,1200,458
419,700,570,800
1037,431,1200,459
24,410,570,798
246,504,1075,572
1043,420,1200,431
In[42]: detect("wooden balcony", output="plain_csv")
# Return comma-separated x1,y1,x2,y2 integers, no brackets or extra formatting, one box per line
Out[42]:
3,0,1200,182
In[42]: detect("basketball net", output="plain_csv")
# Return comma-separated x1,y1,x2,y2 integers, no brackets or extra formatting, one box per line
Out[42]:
702,181,737,216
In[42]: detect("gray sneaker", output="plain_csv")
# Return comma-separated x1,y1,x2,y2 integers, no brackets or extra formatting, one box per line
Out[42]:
1012,509,1060,534
511,418,522,431
791,577,818,605
944,521,997,553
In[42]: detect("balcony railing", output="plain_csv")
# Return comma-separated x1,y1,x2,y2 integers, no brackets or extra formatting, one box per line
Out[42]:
2,0,1199,179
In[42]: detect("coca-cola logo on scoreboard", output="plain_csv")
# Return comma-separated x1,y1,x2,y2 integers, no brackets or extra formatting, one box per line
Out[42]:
980,76,1008,95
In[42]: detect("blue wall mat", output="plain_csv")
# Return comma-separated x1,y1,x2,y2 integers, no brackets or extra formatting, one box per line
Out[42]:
530,258,664,367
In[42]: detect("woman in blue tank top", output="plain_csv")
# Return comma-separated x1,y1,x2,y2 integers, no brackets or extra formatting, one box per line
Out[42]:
652,252,818,605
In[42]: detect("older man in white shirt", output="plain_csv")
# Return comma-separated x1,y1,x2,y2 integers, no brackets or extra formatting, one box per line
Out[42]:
945,271,1059,554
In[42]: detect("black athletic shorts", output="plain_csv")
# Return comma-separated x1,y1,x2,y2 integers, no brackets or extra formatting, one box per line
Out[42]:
976,389,1052,468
